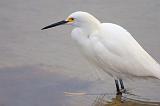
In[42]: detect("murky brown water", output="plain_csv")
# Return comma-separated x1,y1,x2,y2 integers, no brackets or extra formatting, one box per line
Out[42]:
0,0,160,106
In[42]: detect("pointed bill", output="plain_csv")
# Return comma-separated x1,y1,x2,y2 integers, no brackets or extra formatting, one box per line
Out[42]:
41,20,68,30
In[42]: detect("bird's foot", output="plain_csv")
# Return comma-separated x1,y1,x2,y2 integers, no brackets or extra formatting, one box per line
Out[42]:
116,89,127,95
116,91,122,95
120,89,127,94
120,89,138,97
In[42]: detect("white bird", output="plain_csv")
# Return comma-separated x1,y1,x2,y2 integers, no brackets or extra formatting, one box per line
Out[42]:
42,11,160,95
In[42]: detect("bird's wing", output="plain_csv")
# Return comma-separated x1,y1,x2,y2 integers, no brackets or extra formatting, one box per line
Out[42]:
90,23,160,78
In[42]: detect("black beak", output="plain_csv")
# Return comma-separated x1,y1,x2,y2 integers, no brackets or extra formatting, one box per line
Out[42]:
41,20,68,30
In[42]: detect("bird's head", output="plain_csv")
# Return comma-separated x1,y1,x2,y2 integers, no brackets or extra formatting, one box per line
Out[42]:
41,11,100,30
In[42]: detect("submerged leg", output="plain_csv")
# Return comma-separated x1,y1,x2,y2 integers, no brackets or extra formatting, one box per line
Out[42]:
119,79,124,89
114,80,122,95
119,79,127,94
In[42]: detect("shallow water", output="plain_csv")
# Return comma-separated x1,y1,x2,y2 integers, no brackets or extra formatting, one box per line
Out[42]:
0,0,160,106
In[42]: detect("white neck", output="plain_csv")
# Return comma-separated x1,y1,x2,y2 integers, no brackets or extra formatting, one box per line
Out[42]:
80,19,100,36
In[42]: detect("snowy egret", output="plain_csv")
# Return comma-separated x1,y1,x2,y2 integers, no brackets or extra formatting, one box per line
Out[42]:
42,11,160,95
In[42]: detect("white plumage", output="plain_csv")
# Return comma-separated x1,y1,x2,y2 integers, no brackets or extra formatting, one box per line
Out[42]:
42,11,160,94
69,11,160,79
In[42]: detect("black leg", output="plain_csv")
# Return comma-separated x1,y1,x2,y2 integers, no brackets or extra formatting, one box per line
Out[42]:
115,80,122,95
119,79,124,89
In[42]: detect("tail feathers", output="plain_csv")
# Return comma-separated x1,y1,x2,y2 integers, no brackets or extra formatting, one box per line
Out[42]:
153,64,160,79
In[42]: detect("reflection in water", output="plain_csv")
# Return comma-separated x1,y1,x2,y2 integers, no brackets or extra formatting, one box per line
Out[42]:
92,94,160,106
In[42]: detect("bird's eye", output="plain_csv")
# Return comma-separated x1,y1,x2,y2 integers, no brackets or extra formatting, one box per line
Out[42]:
68,17,75,22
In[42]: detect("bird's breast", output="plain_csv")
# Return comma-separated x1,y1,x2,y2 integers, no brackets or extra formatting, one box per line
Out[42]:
71,28,98,62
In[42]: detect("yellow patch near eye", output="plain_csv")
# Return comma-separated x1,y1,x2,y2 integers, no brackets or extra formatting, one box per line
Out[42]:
68,17,74,22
